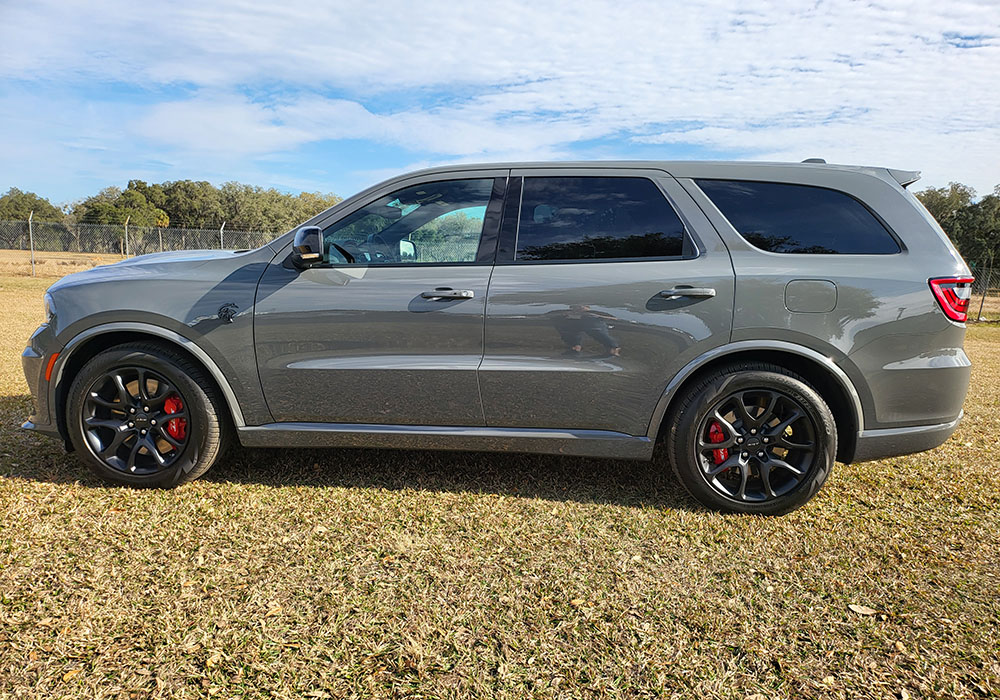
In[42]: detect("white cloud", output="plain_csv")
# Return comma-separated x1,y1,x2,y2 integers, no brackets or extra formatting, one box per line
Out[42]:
1,0,999,196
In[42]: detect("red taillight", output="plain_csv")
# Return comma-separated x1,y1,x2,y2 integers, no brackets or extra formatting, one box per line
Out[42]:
929,277,974,323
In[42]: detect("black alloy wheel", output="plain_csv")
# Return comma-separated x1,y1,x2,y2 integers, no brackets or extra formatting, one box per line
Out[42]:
81,366,190,475
67,342,230,487
697,389,816,503
665,362,837,515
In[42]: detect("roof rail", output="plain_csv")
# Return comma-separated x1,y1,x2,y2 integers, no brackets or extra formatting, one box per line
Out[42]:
801,158,827,163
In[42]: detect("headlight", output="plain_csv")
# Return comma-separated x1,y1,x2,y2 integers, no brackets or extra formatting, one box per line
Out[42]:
43,293,56,323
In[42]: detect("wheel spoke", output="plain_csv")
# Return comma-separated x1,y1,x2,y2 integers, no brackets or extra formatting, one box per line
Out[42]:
125,437,143,471
84,417,121,431
775,434,812,451
112,373,133,405
98,429,128,459
698,412,739,449
756,393,778,428
147,381,176,408
144,437,167,466
759,461,776,498
705,452,741,477
87,392,122,410
769,410,803,438
769,456,805,477
731,395,754,428
735,458,750,500
157,425,183,449
135,368,149,401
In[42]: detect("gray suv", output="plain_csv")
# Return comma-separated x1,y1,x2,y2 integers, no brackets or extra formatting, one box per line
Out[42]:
22,161,973,514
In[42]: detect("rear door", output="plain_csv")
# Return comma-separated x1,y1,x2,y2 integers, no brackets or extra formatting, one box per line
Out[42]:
254,171,507,426
479,167,735,436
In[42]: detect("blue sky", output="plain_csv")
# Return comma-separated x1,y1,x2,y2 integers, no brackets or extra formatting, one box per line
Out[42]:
1,0,998,206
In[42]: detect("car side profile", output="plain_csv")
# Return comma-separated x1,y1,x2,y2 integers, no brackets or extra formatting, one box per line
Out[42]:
22,161,973,514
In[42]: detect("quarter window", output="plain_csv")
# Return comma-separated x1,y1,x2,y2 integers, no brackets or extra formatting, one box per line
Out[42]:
515,177,687,261
696,179,900,254
322,179,494,264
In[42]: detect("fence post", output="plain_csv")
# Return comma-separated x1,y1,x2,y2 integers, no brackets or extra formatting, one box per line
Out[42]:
123,215,130,257
976,261,992,321
28,210,35,276
219,221,226,249
158,228,163,252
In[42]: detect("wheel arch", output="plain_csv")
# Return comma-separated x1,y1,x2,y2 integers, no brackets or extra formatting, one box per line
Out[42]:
649,341,863,463
52,323,246,442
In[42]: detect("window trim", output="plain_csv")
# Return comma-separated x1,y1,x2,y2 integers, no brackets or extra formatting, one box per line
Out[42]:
297,175,507,269
694,177,905,256
495,174,700,265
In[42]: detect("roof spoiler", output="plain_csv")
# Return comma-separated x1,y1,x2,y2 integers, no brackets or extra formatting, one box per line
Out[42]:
887,168,921,188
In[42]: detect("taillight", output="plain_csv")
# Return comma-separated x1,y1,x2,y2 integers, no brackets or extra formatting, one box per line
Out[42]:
929,277,974,323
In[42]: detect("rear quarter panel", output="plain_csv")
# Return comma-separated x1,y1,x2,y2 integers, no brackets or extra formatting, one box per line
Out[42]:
675,164,971,429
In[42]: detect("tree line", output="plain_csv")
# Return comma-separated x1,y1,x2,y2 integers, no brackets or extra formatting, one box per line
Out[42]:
0,180,342,233
1,179,997,266
915,183,999,271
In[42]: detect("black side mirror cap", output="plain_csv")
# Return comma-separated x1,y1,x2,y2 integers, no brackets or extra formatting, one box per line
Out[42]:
291,226,323,269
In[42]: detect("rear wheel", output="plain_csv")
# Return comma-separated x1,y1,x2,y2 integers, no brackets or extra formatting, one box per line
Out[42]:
665,362,836,515
66,343,230,487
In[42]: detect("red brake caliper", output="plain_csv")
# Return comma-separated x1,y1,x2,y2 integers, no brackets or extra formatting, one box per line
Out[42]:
163,395,187,442
708,420,728,466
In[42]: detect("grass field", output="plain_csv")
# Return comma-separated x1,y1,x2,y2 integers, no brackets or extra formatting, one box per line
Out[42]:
0,274,997,699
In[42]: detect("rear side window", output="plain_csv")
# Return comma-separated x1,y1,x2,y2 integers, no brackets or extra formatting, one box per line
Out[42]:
696,179,900,254
515,177,687,261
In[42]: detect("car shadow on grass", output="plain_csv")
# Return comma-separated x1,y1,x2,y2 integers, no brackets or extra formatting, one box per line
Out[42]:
208,445,695,509
1,394,694,510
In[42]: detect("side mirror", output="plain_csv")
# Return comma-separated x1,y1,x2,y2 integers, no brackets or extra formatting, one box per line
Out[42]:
291,226,323,269
399,239,416,261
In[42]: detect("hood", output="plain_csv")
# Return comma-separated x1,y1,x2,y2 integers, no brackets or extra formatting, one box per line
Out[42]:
46,247,274,294
109,249,243,266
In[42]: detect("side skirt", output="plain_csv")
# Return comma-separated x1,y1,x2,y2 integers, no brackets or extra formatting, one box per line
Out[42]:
237,423,655,460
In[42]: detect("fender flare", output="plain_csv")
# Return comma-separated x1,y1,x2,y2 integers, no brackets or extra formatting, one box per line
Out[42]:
51,322,247,427
645,340,865,440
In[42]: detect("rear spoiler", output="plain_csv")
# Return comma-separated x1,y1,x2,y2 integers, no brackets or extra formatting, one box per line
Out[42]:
887,168,921,188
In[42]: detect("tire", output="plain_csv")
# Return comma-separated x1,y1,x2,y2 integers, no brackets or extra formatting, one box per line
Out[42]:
66,342,231,487
664,362,836,515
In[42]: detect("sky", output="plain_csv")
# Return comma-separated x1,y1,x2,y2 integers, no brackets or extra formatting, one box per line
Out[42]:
1,0,998,206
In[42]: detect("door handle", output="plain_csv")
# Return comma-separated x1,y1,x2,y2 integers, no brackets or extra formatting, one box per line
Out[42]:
421,288,475,300
658,287,716,300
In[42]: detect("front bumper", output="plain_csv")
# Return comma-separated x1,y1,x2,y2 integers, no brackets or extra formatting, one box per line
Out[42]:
20,323,63,440
852,411,963,462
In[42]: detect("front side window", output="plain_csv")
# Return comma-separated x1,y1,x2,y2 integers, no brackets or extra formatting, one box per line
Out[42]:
322,179,493,264
515,177,687,261
696,179,900,254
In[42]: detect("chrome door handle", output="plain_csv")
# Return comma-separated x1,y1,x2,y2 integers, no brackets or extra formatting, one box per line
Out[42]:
658,287,716,300
421,288,475,300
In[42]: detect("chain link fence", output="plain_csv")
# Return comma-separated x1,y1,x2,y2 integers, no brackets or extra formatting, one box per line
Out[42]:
970,265,1000,322
2,218,998,321
0,220,278,277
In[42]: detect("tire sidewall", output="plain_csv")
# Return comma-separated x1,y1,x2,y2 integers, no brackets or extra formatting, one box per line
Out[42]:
668,370,837,515
67,347,215,487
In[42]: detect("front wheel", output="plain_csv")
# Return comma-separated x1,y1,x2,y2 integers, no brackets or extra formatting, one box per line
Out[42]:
66,342,230,487
665,362,836,515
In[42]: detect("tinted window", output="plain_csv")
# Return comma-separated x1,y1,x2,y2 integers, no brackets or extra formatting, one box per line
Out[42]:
696,179,900,254
322,179,493,264
515,177,686,261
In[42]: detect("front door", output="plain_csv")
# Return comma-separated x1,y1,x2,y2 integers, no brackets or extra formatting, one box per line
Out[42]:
254,173,507,426
480,169,735,437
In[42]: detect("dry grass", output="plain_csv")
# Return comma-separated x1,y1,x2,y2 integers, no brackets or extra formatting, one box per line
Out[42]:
0,250,125,278
0,275,997,699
